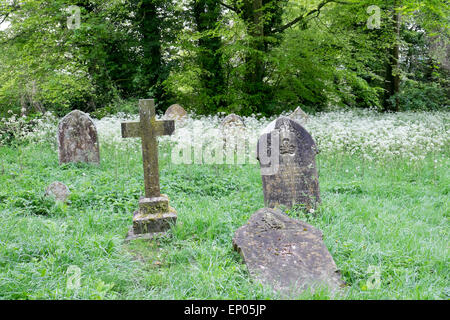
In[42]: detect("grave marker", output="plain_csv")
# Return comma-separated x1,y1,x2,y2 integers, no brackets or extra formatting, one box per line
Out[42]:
121,99,177,240
45,181,70,202
257,117,320,211
58,110,100,164
164,104,187,121
289,106,309,124
233,208,344,297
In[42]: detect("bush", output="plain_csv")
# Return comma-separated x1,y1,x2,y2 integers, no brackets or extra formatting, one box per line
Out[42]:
394,81,449,111
0,112,57,147
90,99,140,119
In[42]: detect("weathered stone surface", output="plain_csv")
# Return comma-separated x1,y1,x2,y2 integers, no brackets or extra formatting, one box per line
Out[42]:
132,207,177,234
221,114,245,128
126,195,177,241
58,110,100,164
164,104,187,121
139,195,169,215
257,116,320,211
289,107,309,124
45,181,70,202
122,99,177,240
233,208,344,297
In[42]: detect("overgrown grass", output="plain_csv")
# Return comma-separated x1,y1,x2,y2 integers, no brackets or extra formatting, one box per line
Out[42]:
0,139,448,299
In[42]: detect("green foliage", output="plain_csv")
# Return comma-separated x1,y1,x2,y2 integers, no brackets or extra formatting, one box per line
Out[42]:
90,98,140,119
0,0,448,117
394,80,449,111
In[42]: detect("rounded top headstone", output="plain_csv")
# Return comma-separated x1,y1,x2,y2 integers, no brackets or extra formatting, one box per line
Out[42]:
45,181,70,202
58,110,100,164
221,114,245,128
164,104,187,121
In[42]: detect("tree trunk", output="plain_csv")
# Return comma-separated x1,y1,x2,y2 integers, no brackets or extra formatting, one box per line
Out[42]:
193,0,225,112
241,0,265,112
137,0,162,100
384,2,401,112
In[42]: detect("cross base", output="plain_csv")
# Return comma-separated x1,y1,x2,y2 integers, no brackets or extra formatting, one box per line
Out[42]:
125,194,177,241
139,195,170,215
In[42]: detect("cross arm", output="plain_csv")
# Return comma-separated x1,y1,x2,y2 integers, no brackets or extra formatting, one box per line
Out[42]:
121,120,175,138
154,120,175,136
121,122,140,138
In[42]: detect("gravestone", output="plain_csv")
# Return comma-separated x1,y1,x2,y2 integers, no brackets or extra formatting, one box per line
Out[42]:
122,99,176,240
233,208,344,297
257,116,320,211
221,113,245,128
289,107,309,125
221,114,246,151
58,110,100,164
45,181,70,202
164,104,187,121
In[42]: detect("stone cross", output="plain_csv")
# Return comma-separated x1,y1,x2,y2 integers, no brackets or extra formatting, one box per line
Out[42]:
121,99,177,240
121,99,175,198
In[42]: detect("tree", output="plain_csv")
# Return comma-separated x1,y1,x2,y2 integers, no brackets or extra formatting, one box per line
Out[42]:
192,0,226,113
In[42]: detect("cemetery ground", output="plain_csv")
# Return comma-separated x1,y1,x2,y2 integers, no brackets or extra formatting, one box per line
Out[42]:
0,111,448,300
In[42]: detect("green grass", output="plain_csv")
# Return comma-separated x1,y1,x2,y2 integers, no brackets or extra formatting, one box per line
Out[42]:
0,142,448,300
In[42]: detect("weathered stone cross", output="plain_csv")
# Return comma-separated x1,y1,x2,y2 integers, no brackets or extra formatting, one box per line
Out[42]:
121,99,174,198
121,99,177,240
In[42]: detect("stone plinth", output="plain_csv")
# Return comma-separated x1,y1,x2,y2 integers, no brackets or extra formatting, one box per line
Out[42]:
126,194,177,241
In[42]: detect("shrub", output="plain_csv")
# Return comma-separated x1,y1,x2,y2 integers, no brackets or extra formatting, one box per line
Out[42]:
394,81,449,111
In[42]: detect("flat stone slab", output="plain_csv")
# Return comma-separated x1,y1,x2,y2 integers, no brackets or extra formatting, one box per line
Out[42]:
233,208,344,297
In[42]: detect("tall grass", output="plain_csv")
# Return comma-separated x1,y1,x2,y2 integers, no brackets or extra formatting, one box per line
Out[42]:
0,111,448,299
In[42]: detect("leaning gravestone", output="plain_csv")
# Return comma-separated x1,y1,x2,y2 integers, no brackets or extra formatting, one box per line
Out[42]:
58,110,100,164
45,181,70,202
233,208,344,297
164,104,187,121
257,116,320,211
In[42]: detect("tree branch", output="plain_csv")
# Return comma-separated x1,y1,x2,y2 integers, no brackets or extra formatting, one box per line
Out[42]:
218,1,240,14
0,1,21,26
0,13,9,25
275,0,351,33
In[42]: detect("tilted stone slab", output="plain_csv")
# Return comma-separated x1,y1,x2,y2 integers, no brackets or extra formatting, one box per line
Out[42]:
233,208,344,297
